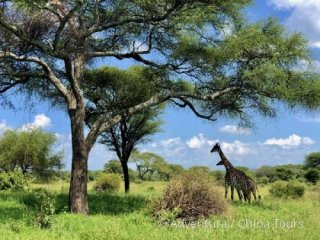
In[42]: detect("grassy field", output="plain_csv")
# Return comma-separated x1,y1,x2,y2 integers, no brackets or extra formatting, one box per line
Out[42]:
0,180,319,240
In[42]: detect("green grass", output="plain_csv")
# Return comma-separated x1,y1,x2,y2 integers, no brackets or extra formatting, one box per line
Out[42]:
0,181,319,240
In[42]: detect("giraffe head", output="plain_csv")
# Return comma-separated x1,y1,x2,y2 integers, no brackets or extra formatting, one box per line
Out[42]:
216,160,224,166
210,143,220,153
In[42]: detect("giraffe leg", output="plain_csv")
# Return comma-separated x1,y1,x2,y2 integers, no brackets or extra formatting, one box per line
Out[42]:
231,186,234,201
243,191,248,202
236,188,242,201
247,192,251,204
225,183,229,199
252,189,257,201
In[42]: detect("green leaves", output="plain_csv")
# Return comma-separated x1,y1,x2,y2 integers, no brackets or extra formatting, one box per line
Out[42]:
0,129,63,179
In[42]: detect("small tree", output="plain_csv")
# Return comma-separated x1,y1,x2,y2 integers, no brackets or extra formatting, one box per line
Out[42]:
130,151,167,181
305,152,320,169
0,129,63,180
305,169,320,184
85,66,162,193
103,160,123,175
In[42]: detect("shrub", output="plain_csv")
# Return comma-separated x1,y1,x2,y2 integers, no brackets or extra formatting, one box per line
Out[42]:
257,176,269,185
153,171,227,223
269,180,305,199
34,189,56,228
304,169,320,184
0,171,25,190
134,179,143,184
94,173,121,192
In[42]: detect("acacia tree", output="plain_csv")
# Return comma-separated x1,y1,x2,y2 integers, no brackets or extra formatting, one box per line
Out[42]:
0,1,320,214
0,128,63,178
130,151,166,180
85,66,162,193
305,152,320,169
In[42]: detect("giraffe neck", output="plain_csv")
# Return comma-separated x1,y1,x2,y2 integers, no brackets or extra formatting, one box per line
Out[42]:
218,148,234,171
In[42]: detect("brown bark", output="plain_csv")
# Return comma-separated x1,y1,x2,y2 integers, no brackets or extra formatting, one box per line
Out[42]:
121,160,130,193
68,106,89,214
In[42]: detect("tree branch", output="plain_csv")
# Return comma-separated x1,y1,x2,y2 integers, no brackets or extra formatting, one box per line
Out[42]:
0,17,63,58
0,51,74,107
85,1,183,37
85,87,237,149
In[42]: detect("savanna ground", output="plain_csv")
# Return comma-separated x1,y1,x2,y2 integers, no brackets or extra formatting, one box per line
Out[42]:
0,180,319,240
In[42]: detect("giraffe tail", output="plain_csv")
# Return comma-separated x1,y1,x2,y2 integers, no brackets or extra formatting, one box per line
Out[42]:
256,185,261,200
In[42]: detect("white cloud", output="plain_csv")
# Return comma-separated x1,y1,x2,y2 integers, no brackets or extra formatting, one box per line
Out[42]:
298,115,320,123
160,137,181,147
186,133,208,149
268,0,306,9
21,114,51,130
0,120,9,134
221,141,251,156
268,0,320,49
0,120,7,130
263,134,315,148
219,125,251,135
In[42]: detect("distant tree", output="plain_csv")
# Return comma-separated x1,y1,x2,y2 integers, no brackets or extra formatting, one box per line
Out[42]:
166,164,185,180
85,66,162,193
188,166,212,176
255,166,278,182
305,169,320,184
130,151,169,181
153,161,184,181
275,168,296,181
0,129,63,180
305,152,320,169
237,166,255,179
103,160,123,175
213,170,225,185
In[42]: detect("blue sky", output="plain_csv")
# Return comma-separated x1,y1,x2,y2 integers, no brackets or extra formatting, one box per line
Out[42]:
1,0,320,170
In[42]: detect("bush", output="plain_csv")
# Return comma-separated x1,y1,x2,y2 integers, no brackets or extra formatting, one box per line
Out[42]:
257,176,269,185
304,169,320,184
269,181,305,199
88,171,100,182
33,189,56,228
153,171,227,223
94,173,121,192
0,171,25,190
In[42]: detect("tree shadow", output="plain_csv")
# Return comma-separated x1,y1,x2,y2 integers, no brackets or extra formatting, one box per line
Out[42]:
0,206,27,223
0,191,30,223
55,192,148,215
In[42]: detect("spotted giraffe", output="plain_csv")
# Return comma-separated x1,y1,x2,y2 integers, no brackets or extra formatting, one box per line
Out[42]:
211,143,260,203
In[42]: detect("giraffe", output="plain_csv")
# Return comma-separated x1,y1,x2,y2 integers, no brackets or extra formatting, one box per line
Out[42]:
241,176,261,203
211,143,260,203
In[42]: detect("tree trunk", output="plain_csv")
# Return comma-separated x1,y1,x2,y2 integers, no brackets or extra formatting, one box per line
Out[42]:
121,160,130,193
68,107,89,214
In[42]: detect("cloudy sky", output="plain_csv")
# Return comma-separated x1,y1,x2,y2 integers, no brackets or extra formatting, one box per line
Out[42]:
1,0,320,170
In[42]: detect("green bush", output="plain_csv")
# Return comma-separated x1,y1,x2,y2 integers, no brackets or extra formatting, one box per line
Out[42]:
134,179,143,184
0,171,25,190
304,169,320,184
94,173,121,192
33,189,56,228
153,171,227,223
269,181,305,199
257,176,269,185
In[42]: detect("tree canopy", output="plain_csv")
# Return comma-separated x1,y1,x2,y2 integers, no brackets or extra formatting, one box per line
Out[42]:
85,66,163,192
0,128,63,179
305,152,320,169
